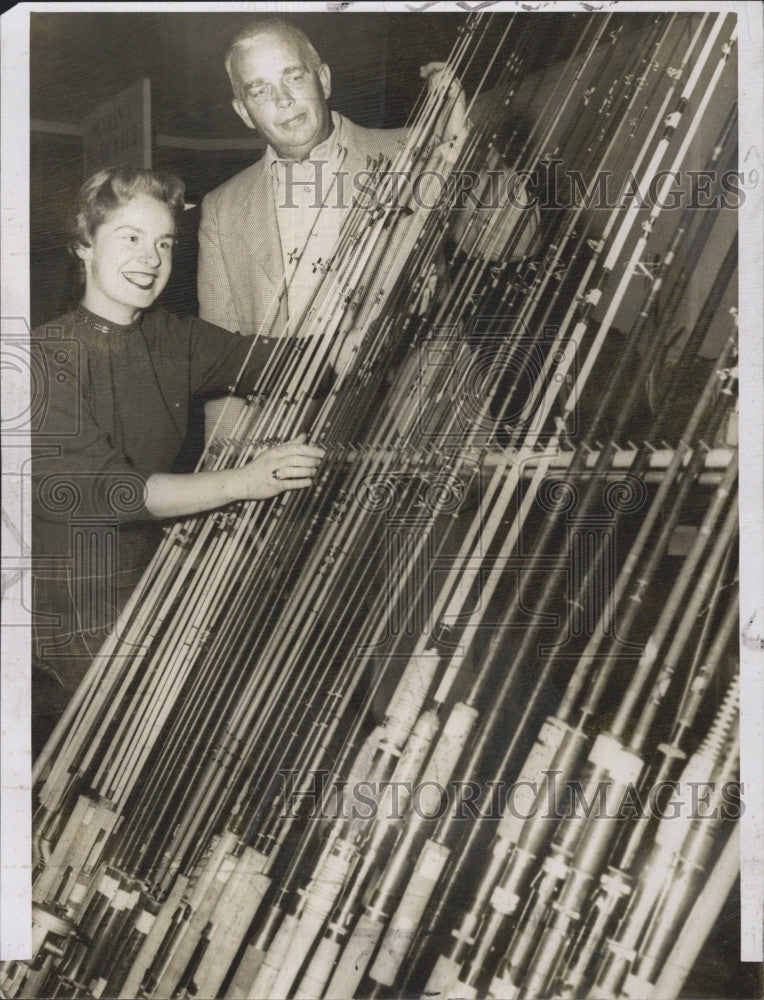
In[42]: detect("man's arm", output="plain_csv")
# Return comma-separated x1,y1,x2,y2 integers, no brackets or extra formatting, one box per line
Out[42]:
421,62,470,158
198,191,239,333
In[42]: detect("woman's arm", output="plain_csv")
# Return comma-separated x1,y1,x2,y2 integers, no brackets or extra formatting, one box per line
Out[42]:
33,328,323,525
144,436,323,518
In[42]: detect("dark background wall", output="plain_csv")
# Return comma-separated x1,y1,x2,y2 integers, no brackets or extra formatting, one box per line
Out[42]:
30,11,591,327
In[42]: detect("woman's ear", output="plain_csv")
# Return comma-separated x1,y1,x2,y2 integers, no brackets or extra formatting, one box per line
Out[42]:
73,240,93,262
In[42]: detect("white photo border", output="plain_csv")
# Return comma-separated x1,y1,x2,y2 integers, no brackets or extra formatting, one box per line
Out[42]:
1,0,762,973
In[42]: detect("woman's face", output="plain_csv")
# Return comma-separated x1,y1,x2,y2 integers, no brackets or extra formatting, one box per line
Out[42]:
77,194,176,325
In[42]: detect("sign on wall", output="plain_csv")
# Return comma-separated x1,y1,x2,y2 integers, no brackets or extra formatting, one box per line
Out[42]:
82,78,151,177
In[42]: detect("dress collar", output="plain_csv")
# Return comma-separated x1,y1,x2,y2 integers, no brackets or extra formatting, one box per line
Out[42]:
76,304,141,336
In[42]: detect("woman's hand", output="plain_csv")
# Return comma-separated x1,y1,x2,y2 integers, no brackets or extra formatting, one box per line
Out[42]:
233,435,324,500
145,435,324,517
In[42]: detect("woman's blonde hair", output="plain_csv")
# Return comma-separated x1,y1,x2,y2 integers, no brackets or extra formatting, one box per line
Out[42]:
69,165,185,254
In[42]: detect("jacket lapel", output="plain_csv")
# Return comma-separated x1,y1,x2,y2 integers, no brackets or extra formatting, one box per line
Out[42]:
230,161,289,335
234,162,283,290
341,117,383,187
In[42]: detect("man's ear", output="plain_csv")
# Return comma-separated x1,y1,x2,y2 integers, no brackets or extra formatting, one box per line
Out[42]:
232,98,256,131
318,63,331,102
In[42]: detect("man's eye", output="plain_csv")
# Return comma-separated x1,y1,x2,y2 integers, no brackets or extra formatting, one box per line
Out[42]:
249,84,269,100
159,241,174,253
285,69,306,85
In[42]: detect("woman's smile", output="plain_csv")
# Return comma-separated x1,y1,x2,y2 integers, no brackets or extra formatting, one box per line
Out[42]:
123,270,159,290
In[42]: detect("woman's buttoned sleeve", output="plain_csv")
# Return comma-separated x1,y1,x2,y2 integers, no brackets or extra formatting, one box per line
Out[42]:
185,314,278,397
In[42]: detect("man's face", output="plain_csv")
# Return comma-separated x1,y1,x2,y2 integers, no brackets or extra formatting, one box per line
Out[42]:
231,31,332,162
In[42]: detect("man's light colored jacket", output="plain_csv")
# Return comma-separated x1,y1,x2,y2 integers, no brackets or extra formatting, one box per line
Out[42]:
198,114,408,337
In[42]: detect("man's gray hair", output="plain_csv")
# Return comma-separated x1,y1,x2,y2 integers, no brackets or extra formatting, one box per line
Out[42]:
225,16,323,94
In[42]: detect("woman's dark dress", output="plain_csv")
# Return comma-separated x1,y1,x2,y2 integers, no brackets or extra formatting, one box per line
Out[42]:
32,305,273,725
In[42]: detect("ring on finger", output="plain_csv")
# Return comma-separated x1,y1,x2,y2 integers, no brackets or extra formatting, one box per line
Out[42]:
272,468,280,480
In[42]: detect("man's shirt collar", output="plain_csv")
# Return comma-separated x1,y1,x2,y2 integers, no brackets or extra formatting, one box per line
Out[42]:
265,110,347,178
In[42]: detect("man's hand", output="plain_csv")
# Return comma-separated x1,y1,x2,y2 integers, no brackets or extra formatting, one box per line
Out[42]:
420,61,469,144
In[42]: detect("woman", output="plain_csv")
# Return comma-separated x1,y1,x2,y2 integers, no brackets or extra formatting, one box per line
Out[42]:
32,166,324,742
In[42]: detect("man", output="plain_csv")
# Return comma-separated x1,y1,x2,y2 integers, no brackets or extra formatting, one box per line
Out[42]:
198,16,464,342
